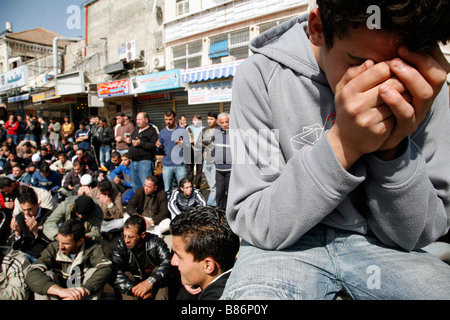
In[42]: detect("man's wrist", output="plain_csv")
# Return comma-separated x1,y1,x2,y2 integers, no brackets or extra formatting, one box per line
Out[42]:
148,277,156,285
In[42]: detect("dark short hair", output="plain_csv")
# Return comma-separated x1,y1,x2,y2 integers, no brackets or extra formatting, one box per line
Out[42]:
72,160,82,168
164,110,176,118
0,177,15,188
207,111,218,119
40,162,51,173
170,206,240,272
316,0,450,52
17,187,38,205
145,175,159,185
124,215,146,234
58,219,86,242
97,180,112,192
111,151,121,159
179,177,191,189
11,163,24,171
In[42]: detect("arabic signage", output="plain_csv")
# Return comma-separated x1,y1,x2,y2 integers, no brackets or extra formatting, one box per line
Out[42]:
130,69,182,94
136,92,172,104
187,79,232,104
97,79,130,98
32,88,60,103
0,66,29,93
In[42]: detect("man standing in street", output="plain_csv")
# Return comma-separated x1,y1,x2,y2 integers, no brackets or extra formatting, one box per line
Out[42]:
197,111,220,206
75,120,91,152
126,112,158,191
61,115,75,143
155,110,190,199
115,113,135,155
186,114,204,188
214,113,232,209
98,117,115,167
48,117,61,151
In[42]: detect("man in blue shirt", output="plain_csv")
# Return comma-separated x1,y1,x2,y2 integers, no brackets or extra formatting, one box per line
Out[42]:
75,120,91,151
31,163,61,196
155,110,190,199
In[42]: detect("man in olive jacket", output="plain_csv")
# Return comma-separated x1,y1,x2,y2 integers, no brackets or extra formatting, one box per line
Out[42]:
110,215,174,300
26,219,112,300
43,195,103,242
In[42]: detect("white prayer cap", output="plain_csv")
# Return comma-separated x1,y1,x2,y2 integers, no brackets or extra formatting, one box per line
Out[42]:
80,174,93,186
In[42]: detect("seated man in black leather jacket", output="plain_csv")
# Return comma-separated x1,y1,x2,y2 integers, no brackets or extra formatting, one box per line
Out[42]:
110,215,174,300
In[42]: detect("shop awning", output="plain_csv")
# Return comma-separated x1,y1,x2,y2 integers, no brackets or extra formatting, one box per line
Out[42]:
182,60,244,84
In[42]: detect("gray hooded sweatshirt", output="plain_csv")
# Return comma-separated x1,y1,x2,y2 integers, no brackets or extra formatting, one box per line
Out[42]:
226,14,450,252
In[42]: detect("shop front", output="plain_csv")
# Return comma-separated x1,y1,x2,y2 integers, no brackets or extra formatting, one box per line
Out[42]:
31,88,87,123
97,78,134,123
130,69,186,131
181,60,244,122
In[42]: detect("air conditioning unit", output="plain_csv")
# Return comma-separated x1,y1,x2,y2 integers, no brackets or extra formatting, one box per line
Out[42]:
126,40,139,62
152,55,165,69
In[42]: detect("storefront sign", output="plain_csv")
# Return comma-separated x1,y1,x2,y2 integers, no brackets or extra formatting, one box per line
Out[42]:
136,92,172,104
0,66,29,93
8,93,30,103
130,69,182,94
32,88,60,103
187,79,232,104
97,79,130,98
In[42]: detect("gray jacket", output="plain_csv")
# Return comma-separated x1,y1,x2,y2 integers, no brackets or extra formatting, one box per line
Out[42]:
226,14,450,251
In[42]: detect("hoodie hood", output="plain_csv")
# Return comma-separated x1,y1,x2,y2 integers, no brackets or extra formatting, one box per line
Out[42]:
249,13,328,86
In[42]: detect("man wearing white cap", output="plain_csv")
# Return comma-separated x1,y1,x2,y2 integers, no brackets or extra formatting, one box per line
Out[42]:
59,160,95,199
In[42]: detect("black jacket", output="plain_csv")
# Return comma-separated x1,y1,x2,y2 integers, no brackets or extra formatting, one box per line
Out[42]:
7,208,53,259
98,126,115,147
198,270,231,300
111,232,174,295
127,126,158,161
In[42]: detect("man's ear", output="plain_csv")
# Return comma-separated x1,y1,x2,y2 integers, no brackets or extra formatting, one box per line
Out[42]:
308,8,325,47
203,257,220,276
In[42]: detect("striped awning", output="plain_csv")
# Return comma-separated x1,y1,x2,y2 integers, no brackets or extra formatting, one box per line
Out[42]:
182,59,244,84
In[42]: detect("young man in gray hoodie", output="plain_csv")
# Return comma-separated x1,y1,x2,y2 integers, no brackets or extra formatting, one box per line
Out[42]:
222,0,450,300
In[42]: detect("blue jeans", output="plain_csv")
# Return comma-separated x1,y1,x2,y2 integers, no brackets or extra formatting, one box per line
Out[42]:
100,145,112,166
130,159,155,191
162,165,187,199
203,161,216,206
7,134,18,145
221,224,450,300
25,134,36,142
